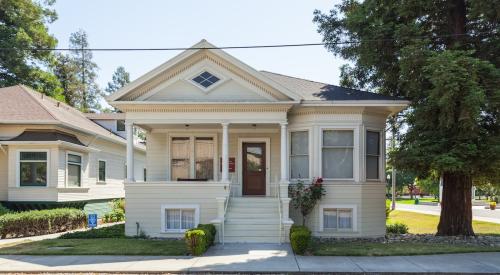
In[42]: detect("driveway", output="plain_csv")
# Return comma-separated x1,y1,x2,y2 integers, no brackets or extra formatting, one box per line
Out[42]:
396,203,500,224
0,244,500,273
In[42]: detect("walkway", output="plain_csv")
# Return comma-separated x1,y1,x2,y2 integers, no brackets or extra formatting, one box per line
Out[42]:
396,203,500,224
0,244,500,273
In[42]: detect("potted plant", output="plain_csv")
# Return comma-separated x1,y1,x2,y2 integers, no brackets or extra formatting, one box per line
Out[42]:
490,201,496,210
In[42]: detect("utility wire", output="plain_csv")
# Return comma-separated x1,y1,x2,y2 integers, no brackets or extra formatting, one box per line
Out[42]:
0,32,494,52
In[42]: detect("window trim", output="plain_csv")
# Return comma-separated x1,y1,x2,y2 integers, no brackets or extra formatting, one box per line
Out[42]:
97,159,106,183
116,120,126,132
160,204,200,233
289,128,312,181
365,129,383,181
319,127,358,181
66,151,83,187
319,204,358,232
186,68,226,92
16,149,50,188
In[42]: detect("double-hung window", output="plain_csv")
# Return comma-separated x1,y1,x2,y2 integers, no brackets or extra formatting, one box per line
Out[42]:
19,151,48,187
162,205,199,232
170,136,215,180
67,153,82,187
116,120,125,132
98,160,106,182
366,131,380,180
322,207,355,231
322,130,354,179
290,131,309,179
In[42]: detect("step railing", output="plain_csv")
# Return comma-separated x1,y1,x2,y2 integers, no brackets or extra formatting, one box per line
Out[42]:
275,181,283,244
222,180,232,245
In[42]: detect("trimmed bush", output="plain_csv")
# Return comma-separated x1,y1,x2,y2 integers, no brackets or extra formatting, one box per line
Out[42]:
386,222,409,234
290,225,309,236
0,208,86,239
59,224,125,239
197,224,216,246
290,227,311,255
185,229,207,256
103,199,125,223
0,204,10,216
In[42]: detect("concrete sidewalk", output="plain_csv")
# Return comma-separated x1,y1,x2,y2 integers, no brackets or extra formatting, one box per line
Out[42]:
396,203,500,224
0,244,499,273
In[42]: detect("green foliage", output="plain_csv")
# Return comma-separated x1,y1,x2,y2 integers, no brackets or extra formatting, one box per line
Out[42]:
59,224,125,239
197,224,216,246
184,229,207,256
290,226,311,255
0,208,86,238
0,204,10,216
289,178,326,226
416,176,439,196
103,199,125,223
386,222,409,234
385,200,392,220
105,66,130,95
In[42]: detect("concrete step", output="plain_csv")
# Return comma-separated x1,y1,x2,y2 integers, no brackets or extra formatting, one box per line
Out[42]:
223,223,282,231
227,207,279,214
225,229,280,237
225,218,280,225
226,212,278,219
224,236,281,243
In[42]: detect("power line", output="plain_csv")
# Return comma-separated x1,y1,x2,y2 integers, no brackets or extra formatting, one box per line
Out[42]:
0,32,494,52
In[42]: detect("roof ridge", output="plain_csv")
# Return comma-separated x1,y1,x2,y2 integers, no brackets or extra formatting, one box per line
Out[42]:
260,70,331,86
17,85,58,121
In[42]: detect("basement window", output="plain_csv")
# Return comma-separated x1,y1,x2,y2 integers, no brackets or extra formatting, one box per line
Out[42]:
192,71,220,88
161,204,200,233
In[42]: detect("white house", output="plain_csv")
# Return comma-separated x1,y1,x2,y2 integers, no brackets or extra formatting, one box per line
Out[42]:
0,85,146,216
108,40,408,243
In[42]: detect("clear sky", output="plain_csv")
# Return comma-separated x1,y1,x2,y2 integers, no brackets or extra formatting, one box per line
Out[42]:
49,0,344,92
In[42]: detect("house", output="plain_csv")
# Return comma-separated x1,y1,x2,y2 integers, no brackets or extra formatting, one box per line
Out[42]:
107,40,408,243
0,85,146,216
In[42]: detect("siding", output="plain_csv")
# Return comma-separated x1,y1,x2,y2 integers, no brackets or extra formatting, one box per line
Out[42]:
0,149,8,201
146,132,167,181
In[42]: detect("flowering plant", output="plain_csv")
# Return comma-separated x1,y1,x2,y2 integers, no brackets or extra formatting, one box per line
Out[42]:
289,177,326,226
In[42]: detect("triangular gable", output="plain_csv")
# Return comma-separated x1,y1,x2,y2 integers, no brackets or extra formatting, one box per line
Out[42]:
107,40,301,103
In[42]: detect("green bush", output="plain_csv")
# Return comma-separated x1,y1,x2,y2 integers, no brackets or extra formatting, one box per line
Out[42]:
0,208,86,239
197,224,216,246
103,199,126,223
290,227,311,255
386,222,409,234
59,224,125,239
185,229,207,256
290,225,309,235
0,204,10,216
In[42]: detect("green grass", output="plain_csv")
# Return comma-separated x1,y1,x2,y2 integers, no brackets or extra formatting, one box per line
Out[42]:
59,224,125,239
393,198,439,204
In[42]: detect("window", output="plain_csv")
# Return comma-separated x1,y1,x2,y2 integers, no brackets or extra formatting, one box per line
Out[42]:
19,151,47,187
161,205,199,232
67,153,82,187
322,130,354,179
143,168,147,181
290,131,309,179
116,120,125,131
170,136,215,180
322,207,354,231
192,71,220,88
366,131,380,180
98,160,106,182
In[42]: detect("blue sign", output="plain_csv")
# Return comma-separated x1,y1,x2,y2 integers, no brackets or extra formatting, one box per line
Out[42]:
88,214,98,228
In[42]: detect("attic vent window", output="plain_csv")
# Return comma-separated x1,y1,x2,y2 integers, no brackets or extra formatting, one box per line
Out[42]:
192,71,220,88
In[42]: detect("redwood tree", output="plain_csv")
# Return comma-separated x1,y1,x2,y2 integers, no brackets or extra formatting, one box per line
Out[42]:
314,0,500,235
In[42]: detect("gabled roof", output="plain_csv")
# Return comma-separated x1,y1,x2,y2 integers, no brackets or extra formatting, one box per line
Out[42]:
0,85,137,146
85,113,125,120
8,130,85,146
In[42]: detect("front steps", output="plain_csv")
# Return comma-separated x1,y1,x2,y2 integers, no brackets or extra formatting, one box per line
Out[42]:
223,197,282,243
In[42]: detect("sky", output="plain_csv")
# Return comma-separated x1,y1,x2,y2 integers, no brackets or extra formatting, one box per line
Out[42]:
49,0,345,96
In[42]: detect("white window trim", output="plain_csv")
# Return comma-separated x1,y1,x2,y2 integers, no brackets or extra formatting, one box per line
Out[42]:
97,159,106,183
237,137,271,197
16,149,50,188
318,126,359,181
160,204,200,233
319,204,358,232
186,67,226,93
167,133,218,181
288,128,312,181
365,128,384,182
66,151,83,187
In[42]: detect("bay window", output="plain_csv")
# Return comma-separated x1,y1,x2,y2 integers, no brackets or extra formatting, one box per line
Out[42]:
290,131,309,179
67,153,82,187
170,136,215,180
366,131,380,180
19,151,47,187
322,130,354,179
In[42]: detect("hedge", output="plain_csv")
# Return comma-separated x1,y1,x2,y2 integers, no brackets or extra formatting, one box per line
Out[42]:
185,223,217,256
386,222,409,234
0,208,86,239
290,225,311,255
0,204,10,217
197,224,216,246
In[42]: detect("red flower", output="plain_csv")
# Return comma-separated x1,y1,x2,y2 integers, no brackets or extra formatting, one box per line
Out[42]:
316,177,323,184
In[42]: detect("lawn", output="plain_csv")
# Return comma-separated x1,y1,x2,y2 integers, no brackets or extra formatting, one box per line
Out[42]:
394,197,439,205
0,224,187,256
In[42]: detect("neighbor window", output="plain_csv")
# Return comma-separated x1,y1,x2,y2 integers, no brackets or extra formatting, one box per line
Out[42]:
322,130,354,179
366,131,380,180
19,151,47,187
192,71,220,88
143,168,147,181
290,131,309,179
323,208,353,230
67,153,82,187
171,136,215,180
116,120,125,131
98,160,106,182
163,208,198,232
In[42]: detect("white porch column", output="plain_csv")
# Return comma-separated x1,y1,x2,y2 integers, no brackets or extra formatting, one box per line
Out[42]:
280,122,289,183
221,123,230,183
126,121,135,182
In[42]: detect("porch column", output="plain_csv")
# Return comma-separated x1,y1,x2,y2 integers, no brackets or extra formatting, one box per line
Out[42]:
280,122,289,183
221,123,230,183
126,121,135,182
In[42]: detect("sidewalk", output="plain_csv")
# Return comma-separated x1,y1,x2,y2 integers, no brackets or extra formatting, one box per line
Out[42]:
0,243,499,273
396,203,500,224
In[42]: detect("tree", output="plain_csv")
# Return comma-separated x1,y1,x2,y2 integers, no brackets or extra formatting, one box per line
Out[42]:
314,0,500,235
289,178,326,226
105,66,130,95
0,0,62,98
416,177,440,198
53,53,80,107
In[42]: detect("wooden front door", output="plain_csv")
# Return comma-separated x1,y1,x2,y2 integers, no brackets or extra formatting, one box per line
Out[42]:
242,142,266,195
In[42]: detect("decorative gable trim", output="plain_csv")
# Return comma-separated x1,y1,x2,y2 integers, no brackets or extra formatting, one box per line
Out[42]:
112,102,294,113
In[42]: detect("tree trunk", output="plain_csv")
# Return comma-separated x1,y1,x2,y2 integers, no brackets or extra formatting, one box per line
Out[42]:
437,172,474,236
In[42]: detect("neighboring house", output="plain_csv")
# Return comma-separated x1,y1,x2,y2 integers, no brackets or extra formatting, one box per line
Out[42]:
107,40,408,243
0,85,146,216
85,113,146,145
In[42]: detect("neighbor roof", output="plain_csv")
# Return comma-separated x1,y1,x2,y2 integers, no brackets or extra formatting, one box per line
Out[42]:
9,130,85,146
85,113,125,120
260,71,402,101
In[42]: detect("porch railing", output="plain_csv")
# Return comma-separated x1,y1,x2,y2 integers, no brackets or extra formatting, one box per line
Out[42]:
222,180,232,245
276,181,283,244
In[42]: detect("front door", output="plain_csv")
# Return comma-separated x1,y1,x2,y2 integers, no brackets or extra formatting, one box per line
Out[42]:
242,142,266,195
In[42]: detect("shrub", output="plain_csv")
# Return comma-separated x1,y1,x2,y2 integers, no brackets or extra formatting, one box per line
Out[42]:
185,229,207,256
386,222,409,234
0,204,10,216
289,177,326,226
290,225,309,236
290,226,311,255
0,208,86,239
197,224,216,246
103,199,126,223
59,224,125,239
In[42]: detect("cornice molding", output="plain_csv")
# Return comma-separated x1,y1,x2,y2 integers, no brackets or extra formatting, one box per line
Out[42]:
118,104,293,113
